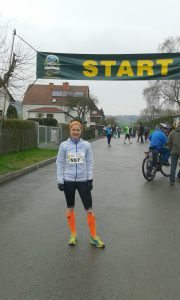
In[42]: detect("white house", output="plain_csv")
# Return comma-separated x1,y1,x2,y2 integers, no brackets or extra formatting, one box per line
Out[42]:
22,82,104,125
0,88,14,118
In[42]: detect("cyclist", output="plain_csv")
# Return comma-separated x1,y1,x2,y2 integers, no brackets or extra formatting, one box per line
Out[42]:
149,123,170,166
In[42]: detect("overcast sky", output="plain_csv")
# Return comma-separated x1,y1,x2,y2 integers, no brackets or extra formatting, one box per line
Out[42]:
1,0,180,115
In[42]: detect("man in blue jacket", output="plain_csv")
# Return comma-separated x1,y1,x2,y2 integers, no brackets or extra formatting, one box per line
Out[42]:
149,123,170,165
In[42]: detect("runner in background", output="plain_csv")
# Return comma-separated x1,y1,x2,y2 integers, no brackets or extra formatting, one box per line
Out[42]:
106,124,112,147
123,125,132,144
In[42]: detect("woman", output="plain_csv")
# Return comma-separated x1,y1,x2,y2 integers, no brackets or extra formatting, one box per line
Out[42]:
105,124,112,146
56,121,105,248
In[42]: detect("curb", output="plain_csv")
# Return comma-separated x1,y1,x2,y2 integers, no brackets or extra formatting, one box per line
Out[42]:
0,157,57,185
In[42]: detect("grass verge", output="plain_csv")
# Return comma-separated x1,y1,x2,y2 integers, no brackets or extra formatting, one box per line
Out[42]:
0,148,58,175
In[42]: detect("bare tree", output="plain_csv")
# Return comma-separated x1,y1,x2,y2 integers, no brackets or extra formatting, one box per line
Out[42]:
67,94,99,122
0,25,35,121
143,36,180,112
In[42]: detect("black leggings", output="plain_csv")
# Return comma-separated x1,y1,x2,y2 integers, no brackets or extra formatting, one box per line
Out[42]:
107,134,112,145
64,181,92,210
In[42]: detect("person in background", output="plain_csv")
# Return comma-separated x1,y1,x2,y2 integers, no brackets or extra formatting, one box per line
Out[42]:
144,126,150,143
167,119,180,185
117,127,121,138
56,120,105,248
106,124,112,146
149,123,170,165
138,122,144,143
136,123,141,142
123,125,132,144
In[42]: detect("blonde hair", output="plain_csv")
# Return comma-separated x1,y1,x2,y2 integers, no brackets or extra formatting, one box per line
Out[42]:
69,121,82,130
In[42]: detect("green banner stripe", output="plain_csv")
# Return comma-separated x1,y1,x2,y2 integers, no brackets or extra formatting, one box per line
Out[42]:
36,52,180,81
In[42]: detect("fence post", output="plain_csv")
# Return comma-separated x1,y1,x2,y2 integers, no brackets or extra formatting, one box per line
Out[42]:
35,122,39,146
59,125,62,143
45,126,47,144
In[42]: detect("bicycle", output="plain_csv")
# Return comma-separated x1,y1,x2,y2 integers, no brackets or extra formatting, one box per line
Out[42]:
142,149,171,181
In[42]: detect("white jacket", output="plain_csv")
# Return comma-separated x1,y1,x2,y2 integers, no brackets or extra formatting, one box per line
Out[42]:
56,138,93,183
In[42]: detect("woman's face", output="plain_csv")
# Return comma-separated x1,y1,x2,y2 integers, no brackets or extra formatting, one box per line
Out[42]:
70,125,81,139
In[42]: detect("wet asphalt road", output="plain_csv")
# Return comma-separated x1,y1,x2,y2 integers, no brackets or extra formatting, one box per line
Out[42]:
0,137,180,300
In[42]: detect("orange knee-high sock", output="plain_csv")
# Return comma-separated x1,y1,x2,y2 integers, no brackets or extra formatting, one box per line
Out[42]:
66,210,76,235
87,212,96,238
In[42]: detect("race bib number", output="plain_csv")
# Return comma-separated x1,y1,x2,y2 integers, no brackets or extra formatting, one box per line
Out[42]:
67,152,85,163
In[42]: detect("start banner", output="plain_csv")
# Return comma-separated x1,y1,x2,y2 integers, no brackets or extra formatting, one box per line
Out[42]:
36,52,180,81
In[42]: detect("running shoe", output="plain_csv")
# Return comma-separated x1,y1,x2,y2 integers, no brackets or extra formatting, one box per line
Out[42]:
90,236,105,248
68,234,77,246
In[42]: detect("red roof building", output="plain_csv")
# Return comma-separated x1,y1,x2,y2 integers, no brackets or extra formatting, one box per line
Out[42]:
22,82,104,125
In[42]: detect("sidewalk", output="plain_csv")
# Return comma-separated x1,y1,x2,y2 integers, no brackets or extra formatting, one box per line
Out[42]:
0,157,57,185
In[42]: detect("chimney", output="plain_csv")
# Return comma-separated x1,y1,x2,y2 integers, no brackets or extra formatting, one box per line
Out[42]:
49,83,54,90
62,82,69,91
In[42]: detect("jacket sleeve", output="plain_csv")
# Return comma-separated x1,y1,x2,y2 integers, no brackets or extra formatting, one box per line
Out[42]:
56,143,66,183
86,143,93,180
167,133,173,149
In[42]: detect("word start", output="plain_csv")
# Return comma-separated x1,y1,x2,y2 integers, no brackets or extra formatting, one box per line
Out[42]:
82,59,173,77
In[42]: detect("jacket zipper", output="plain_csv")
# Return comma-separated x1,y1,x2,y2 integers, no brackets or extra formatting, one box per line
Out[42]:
75,143,77,181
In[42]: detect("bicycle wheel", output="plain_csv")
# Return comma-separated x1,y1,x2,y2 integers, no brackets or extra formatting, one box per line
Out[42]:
142,155,156,181
160,156,171,177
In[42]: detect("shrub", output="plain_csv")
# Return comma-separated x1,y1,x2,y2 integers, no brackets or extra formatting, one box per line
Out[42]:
0,120,37,154
7,105,18,119
83,128,95,140
27,118,58,126
2,119,35,129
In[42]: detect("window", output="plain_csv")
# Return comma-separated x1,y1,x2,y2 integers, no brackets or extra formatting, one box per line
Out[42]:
52,91,63,97
36,112,44,118
47,113,54,118
52,90,84,97
73,92,84,97
62,91,74,96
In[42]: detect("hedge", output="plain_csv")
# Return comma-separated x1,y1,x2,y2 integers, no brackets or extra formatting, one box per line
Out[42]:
27,118,58,126
0,120,37,154
2,119,36,129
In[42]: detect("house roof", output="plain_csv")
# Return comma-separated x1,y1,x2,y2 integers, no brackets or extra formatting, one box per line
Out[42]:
22,82,89,106
28,107,65,113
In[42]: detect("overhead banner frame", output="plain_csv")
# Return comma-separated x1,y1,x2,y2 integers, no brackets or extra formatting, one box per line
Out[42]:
36,51,180,81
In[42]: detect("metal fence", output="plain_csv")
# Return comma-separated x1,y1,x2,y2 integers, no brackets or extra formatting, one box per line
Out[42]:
37,124,75,147
37,125,60,146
